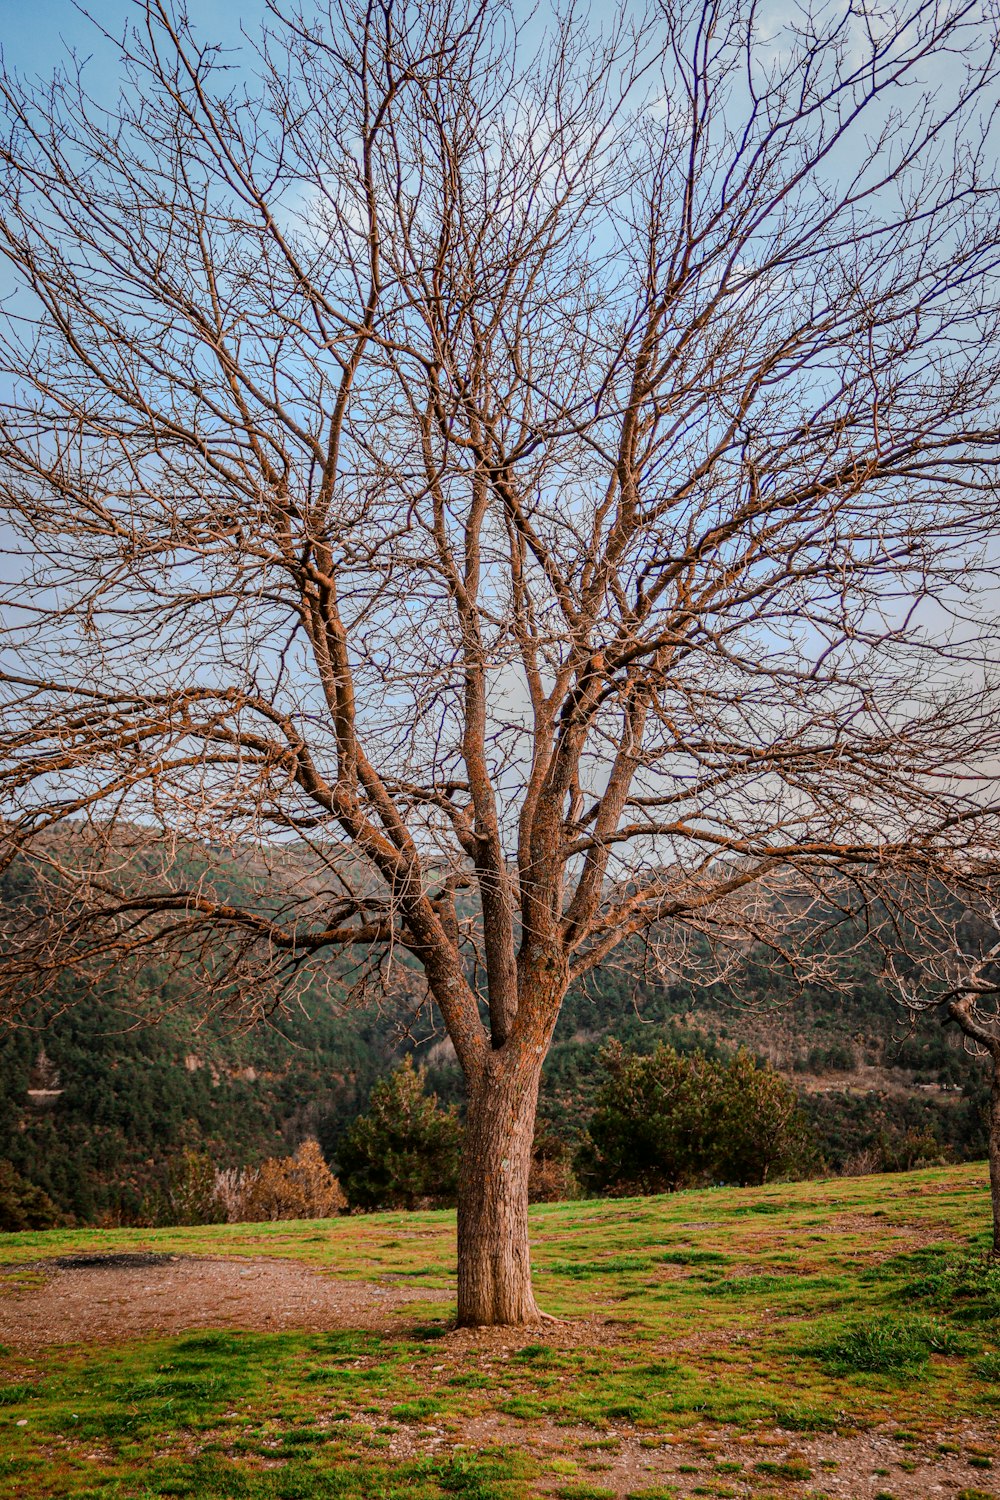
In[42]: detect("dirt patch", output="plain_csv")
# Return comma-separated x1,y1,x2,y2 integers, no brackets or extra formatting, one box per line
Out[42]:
440,1312,633,1360
0,1255,450,1351
0,1256,649,1360
827,1214,958,1256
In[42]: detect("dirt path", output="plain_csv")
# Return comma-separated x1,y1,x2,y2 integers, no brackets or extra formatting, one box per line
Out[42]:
0,1252,449,1350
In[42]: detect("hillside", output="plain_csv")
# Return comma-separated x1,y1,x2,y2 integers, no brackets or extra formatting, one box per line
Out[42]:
538,959,989,1173
0,848,990,1221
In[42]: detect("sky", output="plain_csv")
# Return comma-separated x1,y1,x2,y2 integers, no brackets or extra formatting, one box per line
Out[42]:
1,0,997,849
0,1,270,77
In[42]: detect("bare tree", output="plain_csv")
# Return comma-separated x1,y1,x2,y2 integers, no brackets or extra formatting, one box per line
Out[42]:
886,895,1000,1249
942,944,1000,1254
2,0,1000,1324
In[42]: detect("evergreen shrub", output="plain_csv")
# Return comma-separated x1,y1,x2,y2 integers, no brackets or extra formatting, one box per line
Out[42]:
337,1057,462,1210
0,1158,61,1231
575,1040,815,1194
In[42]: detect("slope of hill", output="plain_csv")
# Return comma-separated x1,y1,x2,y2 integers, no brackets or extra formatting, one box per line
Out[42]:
0,980,396,1221
537,960,989,1172
0,847,990,1221
0,844,421,1220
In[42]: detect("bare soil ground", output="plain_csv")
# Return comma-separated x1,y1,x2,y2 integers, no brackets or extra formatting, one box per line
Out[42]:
0,1252,449,1350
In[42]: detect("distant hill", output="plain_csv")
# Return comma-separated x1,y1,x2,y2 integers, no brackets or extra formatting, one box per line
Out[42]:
0,975,399,1222
0,847,989,1221
537,958,988,1174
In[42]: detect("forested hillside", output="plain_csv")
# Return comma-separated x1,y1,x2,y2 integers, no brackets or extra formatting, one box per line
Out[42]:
0,848,989,1223
540,960,988,1174
0,847,409,1221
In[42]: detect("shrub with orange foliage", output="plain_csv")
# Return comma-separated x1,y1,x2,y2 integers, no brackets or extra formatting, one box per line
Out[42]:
239,1138,346,1222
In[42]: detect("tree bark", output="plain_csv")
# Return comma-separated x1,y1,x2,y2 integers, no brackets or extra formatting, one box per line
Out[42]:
990,1057,1000,1254
456,1045,546,1326
948,1004,1000,1255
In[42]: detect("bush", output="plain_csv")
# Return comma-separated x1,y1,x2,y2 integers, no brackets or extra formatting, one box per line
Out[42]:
337,1057,462,1210
529,1119,581,1203
144,1148,223,1227
574,1042,719,1194
576,1041,815,1195
713,1048,816,1187
240,1137,346,1221
0,1158,61,1231
879,1126,947,1173
145,1138,345,1225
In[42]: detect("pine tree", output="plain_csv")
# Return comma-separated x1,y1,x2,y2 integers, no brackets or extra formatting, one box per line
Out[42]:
337,1059,462,1211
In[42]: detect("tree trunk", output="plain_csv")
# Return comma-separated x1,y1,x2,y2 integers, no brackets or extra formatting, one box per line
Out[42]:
990,1056,1000,1254
456,1045,545,1326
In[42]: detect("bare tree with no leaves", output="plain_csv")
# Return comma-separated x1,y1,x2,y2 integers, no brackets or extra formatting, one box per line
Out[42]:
2,0,1000,1323
888,898,1000,1249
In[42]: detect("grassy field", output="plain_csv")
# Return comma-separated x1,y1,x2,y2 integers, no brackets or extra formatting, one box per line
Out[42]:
2,1163,1000,1498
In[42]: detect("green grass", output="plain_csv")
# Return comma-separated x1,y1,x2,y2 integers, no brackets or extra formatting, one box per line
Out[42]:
804,1313,977,1376
3,1162,1000,1497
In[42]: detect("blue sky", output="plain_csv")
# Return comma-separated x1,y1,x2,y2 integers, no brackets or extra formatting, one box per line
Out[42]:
0,2,269,77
